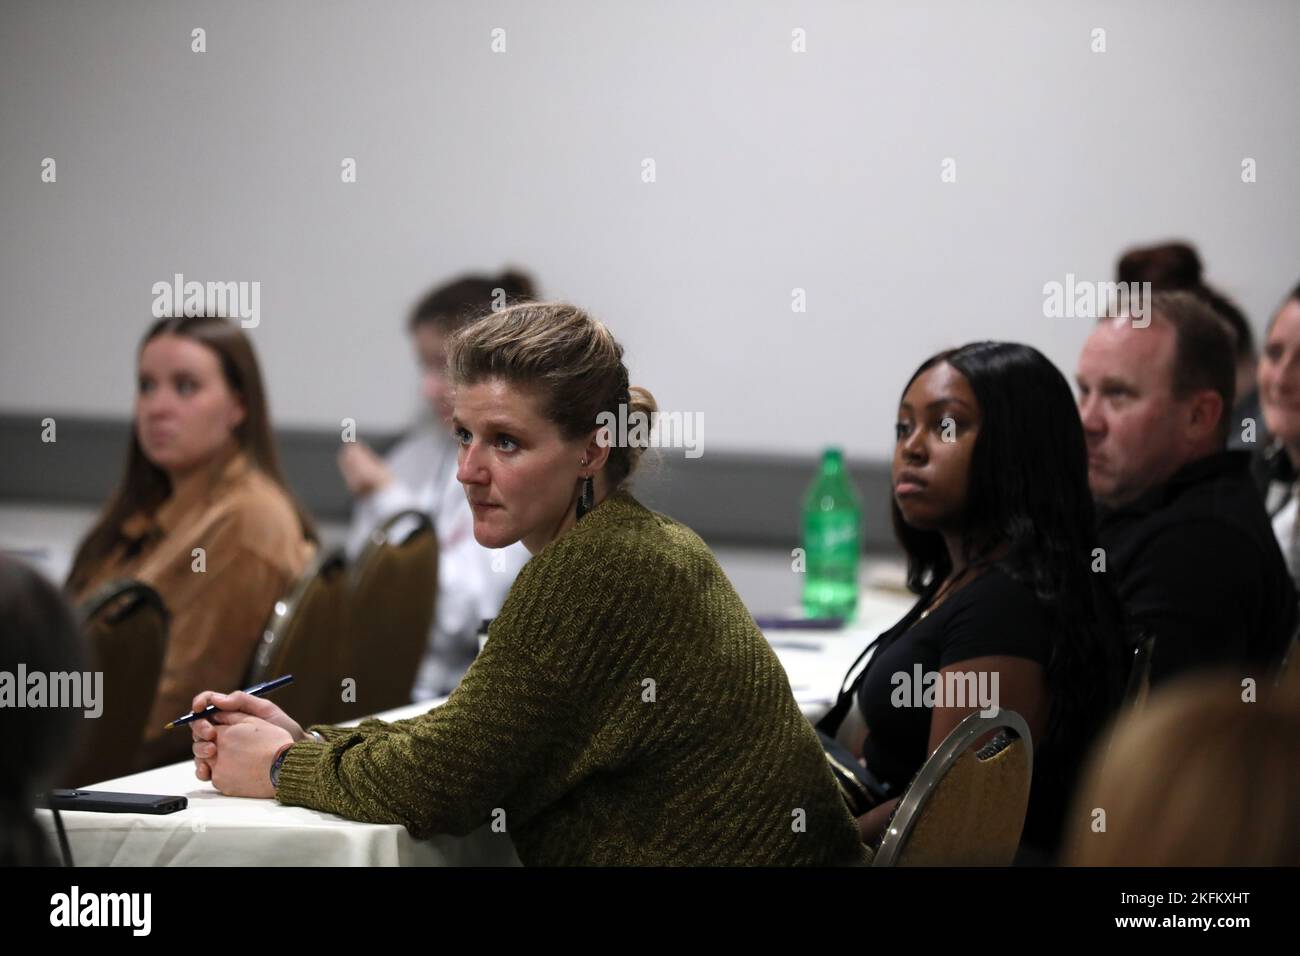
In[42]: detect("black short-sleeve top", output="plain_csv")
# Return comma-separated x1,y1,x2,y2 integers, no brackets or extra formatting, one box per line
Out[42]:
853,566,1054,789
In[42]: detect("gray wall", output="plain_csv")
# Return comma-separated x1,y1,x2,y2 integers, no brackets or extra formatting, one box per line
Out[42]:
2,0,1297,541
0,413,898,550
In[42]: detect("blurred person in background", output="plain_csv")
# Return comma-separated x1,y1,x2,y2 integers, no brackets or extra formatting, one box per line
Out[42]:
1252,281,1300,591
1077,291,1295,686
338,270,535,700
65,316,315,768
1116,240,1259,449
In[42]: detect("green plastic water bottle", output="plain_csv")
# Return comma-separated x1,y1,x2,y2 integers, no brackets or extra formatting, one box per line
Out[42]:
801,448,862,621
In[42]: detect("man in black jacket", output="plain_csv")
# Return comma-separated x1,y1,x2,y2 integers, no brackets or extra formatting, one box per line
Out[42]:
1075,291,1296,686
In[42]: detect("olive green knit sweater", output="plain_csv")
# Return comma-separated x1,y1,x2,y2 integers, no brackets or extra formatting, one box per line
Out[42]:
275,491,868,866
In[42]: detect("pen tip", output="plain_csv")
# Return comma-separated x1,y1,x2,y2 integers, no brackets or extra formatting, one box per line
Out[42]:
163,721,174,730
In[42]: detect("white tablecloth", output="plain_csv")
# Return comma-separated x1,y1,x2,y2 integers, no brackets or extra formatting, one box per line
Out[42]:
34,701,524,867
33,589,912,867
777,590,913,721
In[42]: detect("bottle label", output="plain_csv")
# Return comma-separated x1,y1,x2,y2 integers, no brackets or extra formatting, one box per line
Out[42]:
805,513,860,556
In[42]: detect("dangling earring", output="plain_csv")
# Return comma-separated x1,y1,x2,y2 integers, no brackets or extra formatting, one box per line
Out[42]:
577,460,594,519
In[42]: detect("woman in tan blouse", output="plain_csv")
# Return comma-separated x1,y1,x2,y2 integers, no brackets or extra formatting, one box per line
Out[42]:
67,316,315,768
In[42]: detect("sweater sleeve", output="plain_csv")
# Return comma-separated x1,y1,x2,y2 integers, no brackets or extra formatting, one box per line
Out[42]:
273,545,599,837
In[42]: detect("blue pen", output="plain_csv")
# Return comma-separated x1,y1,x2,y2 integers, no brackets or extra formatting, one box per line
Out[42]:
163,674,294,729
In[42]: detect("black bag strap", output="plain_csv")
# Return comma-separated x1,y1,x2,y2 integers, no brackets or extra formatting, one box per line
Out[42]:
816,634,880,735
815,586,936,735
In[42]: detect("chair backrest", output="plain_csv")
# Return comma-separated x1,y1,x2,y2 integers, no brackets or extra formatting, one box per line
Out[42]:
873,709,1033,867
246,547,347,729
1123,632,1156,711
330,510,438,722
1275,615,1300,693
58,580,169,787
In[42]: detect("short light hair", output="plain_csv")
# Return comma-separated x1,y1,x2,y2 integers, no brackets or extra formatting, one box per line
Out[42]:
446,302,658,489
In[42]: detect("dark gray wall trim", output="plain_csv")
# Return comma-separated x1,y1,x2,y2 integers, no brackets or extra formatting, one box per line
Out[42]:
0,414,901,552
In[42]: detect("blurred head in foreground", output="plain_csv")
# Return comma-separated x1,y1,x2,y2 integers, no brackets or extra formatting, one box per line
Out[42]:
1064,672,1300,866
0,557,87,865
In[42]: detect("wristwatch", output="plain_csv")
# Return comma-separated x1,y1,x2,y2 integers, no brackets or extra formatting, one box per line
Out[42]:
269,732,326,788
269,744,293,789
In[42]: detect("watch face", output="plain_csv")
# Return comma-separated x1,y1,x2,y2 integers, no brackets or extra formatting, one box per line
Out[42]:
270,749,289,788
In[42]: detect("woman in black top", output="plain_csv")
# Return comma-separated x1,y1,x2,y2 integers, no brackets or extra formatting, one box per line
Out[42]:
818,342,1128,861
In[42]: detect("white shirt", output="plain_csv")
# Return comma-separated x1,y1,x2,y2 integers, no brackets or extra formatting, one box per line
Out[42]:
1270,485,1300,585
346,425,530,699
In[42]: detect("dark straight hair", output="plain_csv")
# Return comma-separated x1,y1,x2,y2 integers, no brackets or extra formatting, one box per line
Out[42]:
1117,240,1254,360
889,342,1129,763
408,270,537,336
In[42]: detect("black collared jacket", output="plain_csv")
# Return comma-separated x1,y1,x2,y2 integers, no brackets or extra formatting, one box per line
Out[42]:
1098,450,1297,686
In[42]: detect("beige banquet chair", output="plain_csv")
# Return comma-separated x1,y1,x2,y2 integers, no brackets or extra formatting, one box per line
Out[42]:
245,547,347,730
328,509,438,722
873,709,1033,867
58,580,169,787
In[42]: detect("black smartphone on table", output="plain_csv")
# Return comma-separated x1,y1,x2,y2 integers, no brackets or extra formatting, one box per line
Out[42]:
43,789,187,814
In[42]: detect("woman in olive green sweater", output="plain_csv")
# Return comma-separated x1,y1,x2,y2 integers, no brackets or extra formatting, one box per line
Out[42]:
189,302,866,866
